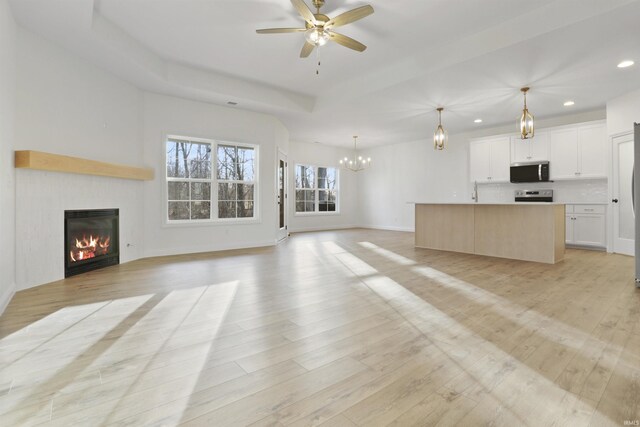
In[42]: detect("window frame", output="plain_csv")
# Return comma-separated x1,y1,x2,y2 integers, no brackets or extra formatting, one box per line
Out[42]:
164,134,260,226
294,163,340,216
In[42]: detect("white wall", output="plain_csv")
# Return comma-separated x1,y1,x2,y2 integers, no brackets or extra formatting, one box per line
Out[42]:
288,141,358,232
607,88,640,136
357,110,607,231
14,29,145,290
0,0,17,311
358,135,469,231
142,92,288,257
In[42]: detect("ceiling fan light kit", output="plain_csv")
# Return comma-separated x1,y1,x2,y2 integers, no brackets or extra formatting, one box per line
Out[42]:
256,0,374,59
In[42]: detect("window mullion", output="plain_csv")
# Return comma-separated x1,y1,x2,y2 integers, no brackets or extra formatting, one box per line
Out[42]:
212,142,218,220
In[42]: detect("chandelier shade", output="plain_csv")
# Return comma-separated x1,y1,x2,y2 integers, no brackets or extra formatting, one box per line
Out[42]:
519,87,535,139
339,136,371,172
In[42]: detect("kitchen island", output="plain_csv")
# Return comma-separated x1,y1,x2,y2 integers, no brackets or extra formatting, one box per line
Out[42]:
414,203,565,264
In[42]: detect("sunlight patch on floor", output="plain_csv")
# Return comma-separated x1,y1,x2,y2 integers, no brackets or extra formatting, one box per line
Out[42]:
0,282,240,426
358,242,416,266
335,244,614,426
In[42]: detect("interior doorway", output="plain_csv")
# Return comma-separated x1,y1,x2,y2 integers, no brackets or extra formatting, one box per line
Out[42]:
612,132,634,256
277,150,288,242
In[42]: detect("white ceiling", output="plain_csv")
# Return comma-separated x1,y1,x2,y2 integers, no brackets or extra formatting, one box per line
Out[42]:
9,0,640,148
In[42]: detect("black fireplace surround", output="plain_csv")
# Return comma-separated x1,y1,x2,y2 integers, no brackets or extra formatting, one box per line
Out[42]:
64,209,119,277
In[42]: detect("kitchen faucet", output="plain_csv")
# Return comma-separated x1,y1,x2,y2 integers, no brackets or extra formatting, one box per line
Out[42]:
472,180,478,203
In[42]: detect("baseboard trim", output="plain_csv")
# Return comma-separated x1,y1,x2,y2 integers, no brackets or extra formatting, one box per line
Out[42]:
289,224,356,233
358,225,415,232
0,282,16,315
143,240,276,258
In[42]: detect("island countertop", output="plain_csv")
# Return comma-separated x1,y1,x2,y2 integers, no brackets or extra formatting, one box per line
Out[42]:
414,203,565,264
408,201,564,205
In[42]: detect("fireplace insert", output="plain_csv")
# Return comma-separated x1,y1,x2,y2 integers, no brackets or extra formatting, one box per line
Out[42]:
64,209,119,277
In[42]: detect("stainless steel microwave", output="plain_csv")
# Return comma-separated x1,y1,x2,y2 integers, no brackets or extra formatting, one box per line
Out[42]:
510,161,550,183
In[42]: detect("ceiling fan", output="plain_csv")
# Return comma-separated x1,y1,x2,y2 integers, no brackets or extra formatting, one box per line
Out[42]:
256,0,374,58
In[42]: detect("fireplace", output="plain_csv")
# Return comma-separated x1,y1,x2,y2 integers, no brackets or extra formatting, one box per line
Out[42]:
64,209,119,277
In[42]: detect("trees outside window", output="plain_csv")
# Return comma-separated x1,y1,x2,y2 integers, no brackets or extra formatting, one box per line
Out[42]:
295,165,338,213
166,137,257,222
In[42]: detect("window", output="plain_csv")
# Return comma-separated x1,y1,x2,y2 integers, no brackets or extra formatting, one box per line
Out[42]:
217,144,255,218
166,137,257,222
295,165,339,213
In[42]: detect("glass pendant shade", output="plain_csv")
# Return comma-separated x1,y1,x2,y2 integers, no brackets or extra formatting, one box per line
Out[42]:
434,107,448,150
305,28,329,46
519,87,535,139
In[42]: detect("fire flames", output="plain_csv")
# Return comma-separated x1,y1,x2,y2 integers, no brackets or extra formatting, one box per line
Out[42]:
69,234,111,262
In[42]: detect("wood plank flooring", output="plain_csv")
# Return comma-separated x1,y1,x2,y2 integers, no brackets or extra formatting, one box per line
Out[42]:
0,228,639,426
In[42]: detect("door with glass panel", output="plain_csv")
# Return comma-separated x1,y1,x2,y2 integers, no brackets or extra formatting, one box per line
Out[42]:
613,132,634,255
277,151,288,241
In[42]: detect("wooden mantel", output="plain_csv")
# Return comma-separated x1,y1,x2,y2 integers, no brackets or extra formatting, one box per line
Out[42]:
15,150,154,181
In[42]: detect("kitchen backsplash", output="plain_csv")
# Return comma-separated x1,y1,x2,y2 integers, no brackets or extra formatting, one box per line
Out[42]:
477,179,608,203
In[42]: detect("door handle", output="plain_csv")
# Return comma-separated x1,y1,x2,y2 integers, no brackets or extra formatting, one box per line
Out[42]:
612,199,619,203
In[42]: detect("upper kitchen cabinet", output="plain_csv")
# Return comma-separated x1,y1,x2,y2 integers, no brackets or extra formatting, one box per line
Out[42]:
511,132,549,163
549,121,606,180
469,136,510,183
578,123,607,178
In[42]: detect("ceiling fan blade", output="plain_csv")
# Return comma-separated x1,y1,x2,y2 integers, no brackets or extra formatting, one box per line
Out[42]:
329,32,367,52
300,41,315,58
256,28,306,34
291,0,316,25
326,5,374,28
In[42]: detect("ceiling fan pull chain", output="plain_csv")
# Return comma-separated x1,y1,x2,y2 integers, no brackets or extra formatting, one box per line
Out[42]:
316,47,321,75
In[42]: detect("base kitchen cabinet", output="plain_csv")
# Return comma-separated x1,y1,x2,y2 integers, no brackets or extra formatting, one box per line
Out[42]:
565,204,606,249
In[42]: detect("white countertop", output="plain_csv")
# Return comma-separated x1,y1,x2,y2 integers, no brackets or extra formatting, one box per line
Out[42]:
409,201,608,205
409,201,562,205
562,202,608,205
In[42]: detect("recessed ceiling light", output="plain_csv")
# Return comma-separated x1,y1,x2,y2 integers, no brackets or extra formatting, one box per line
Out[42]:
617,60,634,68
474,119,483,123
563,101,575,106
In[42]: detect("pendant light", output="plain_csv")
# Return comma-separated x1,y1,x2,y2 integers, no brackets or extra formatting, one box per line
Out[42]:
434,107,447,150
519,87,534,139
339,136,371,172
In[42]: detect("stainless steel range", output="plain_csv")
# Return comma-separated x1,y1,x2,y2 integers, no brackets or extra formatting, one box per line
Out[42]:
514,189,553,202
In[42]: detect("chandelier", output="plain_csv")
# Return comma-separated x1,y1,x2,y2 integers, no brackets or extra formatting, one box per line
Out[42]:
339,136,371,172
519,87,534,139
434,107,448,150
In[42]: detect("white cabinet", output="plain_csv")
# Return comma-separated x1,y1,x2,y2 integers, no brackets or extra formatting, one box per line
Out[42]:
469,136,510,183
578,124,607,178
511,132,549,163
550,128,579,180
550,122,606,180
565,204,606,248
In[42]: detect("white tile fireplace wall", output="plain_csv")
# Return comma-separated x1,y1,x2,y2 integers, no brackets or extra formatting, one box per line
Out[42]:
0,0,17,311
15,171,144,290
14,28,145,290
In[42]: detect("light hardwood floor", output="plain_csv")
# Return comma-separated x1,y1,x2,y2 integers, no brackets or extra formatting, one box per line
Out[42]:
0,229,639,426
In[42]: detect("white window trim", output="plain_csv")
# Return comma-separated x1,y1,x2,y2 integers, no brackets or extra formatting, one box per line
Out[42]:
164,134,260,226
294,163,340,216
